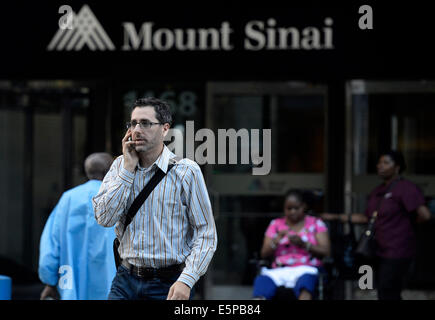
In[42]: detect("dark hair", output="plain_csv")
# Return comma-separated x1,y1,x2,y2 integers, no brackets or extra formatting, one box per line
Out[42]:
379,149,407,174
84,152,113,181
132,97,173,125
284,189,306,205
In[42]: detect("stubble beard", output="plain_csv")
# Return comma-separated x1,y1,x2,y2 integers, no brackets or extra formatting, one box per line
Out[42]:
134,144,149,153
134,138,158,154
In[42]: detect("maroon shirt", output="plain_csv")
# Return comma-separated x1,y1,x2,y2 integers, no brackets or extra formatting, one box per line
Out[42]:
364,178,425,259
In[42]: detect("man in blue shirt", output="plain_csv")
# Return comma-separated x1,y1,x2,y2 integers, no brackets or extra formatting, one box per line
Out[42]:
38,152,116,300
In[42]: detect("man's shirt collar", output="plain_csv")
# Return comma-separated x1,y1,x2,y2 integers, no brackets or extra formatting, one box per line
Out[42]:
137,145,173,173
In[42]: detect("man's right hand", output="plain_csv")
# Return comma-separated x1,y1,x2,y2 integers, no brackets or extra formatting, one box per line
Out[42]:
40,285,59,300
122,129,139,173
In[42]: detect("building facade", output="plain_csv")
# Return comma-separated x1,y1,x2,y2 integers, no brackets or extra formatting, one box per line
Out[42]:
1,2,435,298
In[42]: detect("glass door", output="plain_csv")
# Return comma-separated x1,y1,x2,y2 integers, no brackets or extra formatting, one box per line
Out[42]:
345,80,435,292
204,82,328,299
0,81,91,272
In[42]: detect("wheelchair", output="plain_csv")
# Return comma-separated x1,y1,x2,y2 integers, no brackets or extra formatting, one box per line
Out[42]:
249,253,339,300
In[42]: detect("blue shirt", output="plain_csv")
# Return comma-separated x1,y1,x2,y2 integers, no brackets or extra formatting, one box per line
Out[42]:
39,180,116,300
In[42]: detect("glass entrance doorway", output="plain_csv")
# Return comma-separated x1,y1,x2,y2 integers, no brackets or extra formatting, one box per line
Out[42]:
0,81,92,272
204,82,328,298
345,80,435,291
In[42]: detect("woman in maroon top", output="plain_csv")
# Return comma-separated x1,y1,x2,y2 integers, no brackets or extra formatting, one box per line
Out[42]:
322,150,431,300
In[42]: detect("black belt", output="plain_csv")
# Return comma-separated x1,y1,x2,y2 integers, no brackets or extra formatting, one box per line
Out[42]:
121,260,184,279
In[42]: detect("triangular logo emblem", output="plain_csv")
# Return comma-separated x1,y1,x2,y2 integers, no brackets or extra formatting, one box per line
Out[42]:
47,5,115,51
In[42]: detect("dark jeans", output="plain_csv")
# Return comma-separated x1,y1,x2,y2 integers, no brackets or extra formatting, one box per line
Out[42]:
108,265,195,300
374,257,412,300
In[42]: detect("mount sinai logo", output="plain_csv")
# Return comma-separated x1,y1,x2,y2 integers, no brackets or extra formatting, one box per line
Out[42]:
47,5,335,52
47,5,115,51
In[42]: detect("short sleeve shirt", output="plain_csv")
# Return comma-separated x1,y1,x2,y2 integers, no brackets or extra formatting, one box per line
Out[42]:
365,178,425,259
265,215,328,268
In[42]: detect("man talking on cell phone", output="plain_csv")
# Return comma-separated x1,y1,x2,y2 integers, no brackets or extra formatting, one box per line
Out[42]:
93,97,217,300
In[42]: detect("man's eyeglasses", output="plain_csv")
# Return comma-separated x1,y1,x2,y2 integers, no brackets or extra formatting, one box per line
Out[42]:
126,120,163,130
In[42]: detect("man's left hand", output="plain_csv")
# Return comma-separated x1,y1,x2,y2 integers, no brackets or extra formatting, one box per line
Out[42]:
167,281,191,300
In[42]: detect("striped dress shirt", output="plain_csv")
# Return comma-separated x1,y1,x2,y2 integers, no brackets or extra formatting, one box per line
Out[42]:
93,145,217,288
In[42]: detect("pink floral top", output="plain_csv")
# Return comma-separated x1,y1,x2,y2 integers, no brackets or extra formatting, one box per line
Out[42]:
265,215,328,268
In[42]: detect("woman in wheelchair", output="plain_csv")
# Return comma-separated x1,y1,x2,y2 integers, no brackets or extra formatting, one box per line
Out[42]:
253,189,331,300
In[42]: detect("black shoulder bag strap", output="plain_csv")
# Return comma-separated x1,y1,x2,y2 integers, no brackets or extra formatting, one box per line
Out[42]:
355,176,402,260
113,156,181,268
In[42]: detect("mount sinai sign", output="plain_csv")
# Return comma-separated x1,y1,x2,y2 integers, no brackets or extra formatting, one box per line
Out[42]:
48,5,335,52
